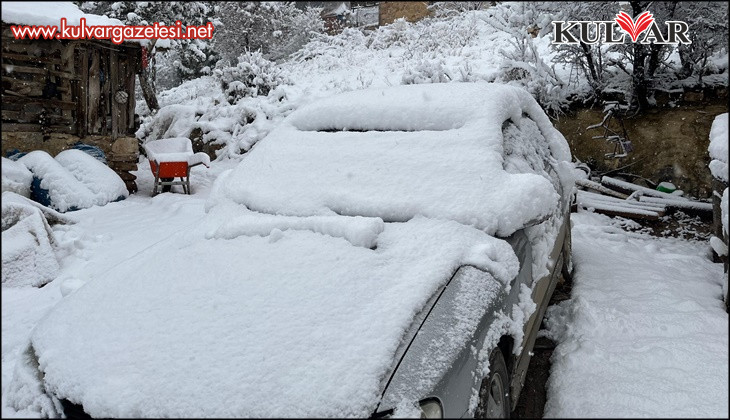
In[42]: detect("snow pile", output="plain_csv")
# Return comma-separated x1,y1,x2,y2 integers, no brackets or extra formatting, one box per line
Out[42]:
207,206,384,249
708,113,728,264
1,157,33,198
19,152,97,212
0,1,157,46
708,113,728,183
1,191,76,228
209,83,570,237
18,151,128,213
1,192,67,287
9,217,517,417
543,212,728,418
55,150,129,205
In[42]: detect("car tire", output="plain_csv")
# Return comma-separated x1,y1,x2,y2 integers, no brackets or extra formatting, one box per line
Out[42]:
474,347,510,418
561,215,573,283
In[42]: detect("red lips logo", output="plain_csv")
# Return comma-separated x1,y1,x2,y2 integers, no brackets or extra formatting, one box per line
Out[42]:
615,11,654,42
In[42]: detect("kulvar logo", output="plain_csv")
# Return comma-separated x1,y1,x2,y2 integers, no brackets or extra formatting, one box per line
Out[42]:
615,11,654,42
552,11,691,45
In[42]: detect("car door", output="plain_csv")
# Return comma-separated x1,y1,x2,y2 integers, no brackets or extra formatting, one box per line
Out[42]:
501,114,568,408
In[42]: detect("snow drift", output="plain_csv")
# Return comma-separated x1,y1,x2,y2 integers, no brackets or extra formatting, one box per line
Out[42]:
18,150,128,213
1,192,73,288
709,113,728,183
1,157,33,198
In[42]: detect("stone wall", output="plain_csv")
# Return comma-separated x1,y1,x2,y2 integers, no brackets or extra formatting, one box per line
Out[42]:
379,1,430,26
554,100,728,199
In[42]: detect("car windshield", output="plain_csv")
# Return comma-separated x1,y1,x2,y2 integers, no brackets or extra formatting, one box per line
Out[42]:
209,83,568,237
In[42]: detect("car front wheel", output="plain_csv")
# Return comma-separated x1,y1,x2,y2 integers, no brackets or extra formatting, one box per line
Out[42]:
561,214,573,283
475,348,510,418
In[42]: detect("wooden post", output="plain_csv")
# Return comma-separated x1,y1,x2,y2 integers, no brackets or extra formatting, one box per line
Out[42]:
87,48,100,134
127,50,136,133
110,49,118,139
76,47,89,137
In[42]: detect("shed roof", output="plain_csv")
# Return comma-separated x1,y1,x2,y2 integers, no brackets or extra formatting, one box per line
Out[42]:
1,1,168,47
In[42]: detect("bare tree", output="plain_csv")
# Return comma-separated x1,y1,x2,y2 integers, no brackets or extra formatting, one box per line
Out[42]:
675,1,729,83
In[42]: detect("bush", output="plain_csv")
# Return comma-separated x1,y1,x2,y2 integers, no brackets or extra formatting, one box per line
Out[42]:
214,51,290,105
402,59,453,84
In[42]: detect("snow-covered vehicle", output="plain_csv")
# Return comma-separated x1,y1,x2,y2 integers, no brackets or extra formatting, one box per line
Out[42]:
7,83,574,418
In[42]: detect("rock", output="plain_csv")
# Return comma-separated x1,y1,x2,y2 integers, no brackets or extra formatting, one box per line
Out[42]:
111,137,139,155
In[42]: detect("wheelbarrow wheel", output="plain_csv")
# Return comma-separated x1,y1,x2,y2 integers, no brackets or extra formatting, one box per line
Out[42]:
161,178,173,193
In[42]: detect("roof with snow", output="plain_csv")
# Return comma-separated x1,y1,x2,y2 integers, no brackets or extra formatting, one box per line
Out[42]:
321,2,350,17
0,1,164,47
1,2,123,27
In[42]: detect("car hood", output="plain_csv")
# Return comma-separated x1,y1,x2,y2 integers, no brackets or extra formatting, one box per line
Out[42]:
27,213,518,418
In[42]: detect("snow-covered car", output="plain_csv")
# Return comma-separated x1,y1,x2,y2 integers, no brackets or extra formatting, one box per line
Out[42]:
7,83,574,418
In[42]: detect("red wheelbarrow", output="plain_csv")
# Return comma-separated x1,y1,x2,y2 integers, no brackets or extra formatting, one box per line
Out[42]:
143,138,210,195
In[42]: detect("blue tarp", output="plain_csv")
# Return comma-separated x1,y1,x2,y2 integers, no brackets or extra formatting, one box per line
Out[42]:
71,143,107,164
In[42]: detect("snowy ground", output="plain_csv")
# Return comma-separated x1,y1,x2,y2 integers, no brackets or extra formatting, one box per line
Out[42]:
1,159,235,418
2,165,728,417
544,212,728,418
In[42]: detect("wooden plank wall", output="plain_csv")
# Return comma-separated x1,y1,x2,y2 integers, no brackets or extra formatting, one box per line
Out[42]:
86,47,100,135
2,25,141,140
2,26,78,135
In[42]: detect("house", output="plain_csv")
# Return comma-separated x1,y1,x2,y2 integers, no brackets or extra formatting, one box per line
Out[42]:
351,2,380,30
1,2,147,193
296,2,432,34
323,2,350,33
378,1,430,26
294,2,350,34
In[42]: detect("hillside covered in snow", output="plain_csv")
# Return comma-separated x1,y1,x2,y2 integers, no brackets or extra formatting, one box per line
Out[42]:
136,2,728,162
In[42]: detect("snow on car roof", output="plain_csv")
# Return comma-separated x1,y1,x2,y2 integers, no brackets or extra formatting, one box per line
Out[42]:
209,82,571,237
25,216,519,417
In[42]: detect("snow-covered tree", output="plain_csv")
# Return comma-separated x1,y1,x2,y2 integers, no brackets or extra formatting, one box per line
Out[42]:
618,1,680,109
214,2,324,63
675,1,729,83
548,1,618,102
80,1,220,89
483,2,568,115
547,1,728,109
214,50,290,105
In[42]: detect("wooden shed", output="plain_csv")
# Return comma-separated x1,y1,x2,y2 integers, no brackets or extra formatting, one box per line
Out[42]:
1,8,143,193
